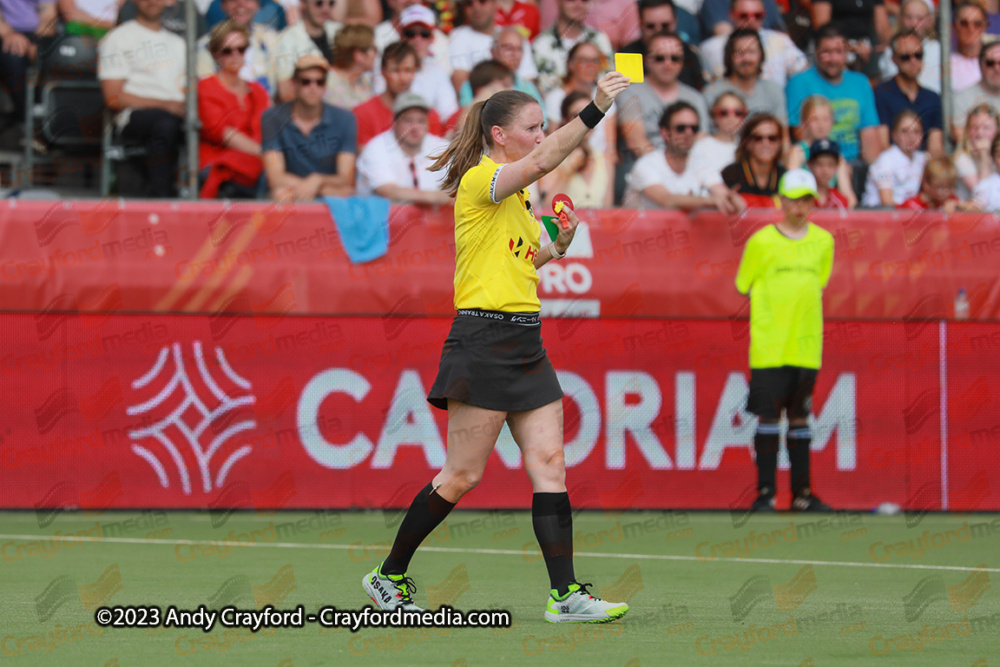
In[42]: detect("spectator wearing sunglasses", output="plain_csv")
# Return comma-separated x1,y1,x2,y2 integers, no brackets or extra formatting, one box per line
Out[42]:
262,54,357,200
722,112,786,207
615,31,709,202
952,2,988,92
952,41,1000,145
690,91,746,186
877,0,941,93
618,0,704,91
625,101,745,212
196,0,280,95
532,0,613,94
397,4,458,120
199,20,271,198
274,0,341,102
699,0,806,86
873,29,942,156
375,0,451,75
703,28,786,128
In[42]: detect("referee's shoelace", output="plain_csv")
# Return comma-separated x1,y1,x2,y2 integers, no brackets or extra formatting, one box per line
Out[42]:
391,575,417,603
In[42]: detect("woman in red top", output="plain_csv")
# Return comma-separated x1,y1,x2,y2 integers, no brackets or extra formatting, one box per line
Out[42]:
198,20,271,199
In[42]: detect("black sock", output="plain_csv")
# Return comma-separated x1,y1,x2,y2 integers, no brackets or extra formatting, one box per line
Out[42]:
382,483,455,575
532,492,576,596
754,423,781,495
787,426,813,497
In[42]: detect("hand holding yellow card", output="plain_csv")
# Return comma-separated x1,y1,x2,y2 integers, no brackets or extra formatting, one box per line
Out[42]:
614,53,643,83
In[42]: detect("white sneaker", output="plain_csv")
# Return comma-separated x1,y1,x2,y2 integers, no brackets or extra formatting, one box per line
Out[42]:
362,563,423,611
544,582,629,623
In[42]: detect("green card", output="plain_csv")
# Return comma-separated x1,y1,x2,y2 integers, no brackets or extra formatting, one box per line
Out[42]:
541,216,561,243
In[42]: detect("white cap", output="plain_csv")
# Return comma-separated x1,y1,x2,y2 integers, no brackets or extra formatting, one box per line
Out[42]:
778,169,818,199
399,5,436,28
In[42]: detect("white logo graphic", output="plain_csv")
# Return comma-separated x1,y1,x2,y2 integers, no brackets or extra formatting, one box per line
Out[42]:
127,342,256,494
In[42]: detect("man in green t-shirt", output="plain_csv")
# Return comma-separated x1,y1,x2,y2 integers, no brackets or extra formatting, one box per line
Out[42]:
735,169,835,513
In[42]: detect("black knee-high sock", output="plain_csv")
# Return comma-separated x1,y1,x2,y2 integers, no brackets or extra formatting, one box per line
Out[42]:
787,426,813,497
382,483,455,575
532,492,576,596
754,422,781,495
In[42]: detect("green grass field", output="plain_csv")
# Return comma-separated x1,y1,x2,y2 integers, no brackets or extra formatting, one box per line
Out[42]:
0,509,996,666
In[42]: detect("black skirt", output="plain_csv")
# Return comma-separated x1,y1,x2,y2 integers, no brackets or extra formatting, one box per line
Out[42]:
427,310,564,412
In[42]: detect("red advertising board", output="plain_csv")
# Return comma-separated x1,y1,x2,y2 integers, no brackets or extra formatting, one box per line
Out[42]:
2,200,1000,320
1,312,995,511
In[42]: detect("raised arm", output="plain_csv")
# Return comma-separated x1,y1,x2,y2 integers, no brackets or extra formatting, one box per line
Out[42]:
492,72,630,202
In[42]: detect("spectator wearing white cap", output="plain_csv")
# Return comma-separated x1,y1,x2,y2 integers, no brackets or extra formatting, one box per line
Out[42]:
397,4,458,120
274,0,341,102
376,0,452,74
356,91,452,205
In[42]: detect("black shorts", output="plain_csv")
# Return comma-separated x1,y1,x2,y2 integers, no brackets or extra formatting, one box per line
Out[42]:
427,310,564,412
745,366,818,421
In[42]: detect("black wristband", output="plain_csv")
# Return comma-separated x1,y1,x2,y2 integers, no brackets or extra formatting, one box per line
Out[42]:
578,102,605,129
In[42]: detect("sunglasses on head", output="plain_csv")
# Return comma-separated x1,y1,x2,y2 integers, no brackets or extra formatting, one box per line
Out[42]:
751,133,780,143
671,123,699,133
218,45,248,55
897,50,923,62
298,76,326,87
652,53,684,63
403,27,433,39
714,108,747,118
737,11,765,21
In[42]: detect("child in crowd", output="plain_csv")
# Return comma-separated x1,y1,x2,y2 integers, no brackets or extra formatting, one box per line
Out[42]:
807,140,850,209
954,103,999,200
862,109,927,207
899,157,971,213
786,96,856,207
972,135,1000,212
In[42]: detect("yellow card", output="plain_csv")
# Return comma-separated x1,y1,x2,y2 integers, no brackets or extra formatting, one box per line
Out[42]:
615,53,643,83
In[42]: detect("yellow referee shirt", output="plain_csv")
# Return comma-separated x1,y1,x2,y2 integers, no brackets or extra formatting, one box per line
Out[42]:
453,155,542,312
735,223,834,369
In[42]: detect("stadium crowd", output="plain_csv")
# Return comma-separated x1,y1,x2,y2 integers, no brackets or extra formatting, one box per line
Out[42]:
1,0,999,211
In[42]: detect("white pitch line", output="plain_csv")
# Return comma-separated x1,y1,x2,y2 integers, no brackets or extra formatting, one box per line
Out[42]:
0,533,996,574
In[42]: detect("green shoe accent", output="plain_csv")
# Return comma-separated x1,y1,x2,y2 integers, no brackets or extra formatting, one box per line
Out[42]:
551,583,580,601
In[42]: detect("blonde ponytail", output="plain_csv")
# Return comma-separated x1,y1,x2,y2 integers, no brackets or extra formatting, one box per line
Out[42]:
429,90,537,196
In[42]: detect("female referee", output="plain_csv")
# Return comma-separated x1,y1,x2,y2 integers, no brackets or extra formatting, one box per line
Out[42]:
362,71,632,623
